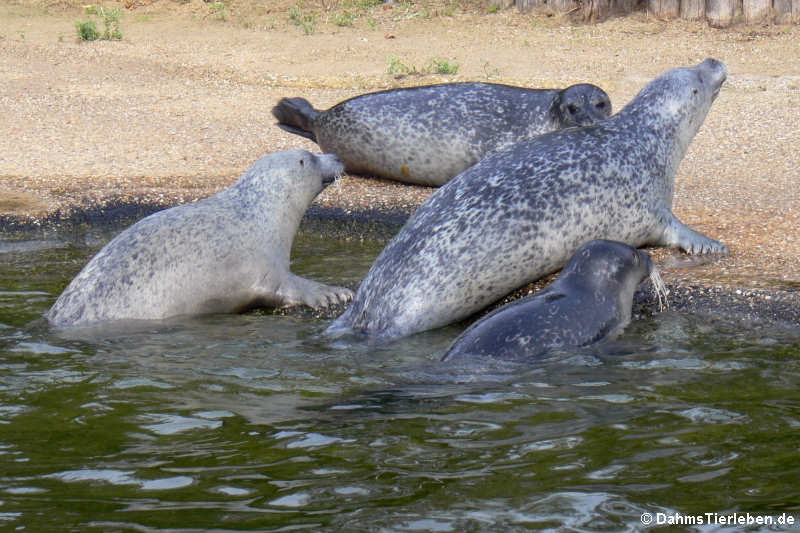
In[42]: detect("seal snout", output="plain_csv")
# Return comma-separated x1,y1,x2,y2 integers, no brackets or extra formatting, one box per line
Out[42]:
319,153,345,185
699,58,727,99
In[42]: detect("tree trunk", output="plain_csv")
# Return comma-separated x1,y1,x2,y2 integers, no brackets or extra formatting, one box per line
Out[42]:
706,0,735,25
772,0,792,21
648,0,680,18
489,0,515,8
794,0,800,22
743,0,771,21
681,0,706,18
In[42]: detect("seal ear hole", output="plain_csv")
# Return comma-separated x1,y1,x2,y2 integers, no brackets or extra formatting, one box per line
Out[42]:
692,88,699,94
299,159,305,167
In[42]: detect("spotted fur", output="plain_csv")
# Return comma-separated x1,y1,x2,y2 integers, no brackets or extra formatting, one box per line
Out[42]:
47,150,352,328
273,82,612,186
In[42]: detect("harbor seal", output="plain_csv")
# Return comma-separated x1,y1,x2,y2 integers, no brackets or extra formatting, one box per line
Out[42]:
441,240,653,364
328,59,728,341
46,150,353,328
272,82,612,186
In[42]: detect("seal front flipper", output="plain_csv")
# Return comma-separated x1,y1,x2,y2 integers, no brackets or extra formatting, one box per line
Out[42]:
272,98,320,143
275,273,354,309
656,212,729,255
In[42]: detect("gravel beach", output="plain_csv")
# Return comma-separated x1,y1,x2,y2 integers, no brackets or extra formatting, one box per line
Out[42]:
1,1,798,322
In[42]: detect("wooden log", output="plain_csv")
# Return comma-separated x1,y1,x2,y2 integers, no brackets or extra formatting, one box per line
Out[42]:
706,0,735,25
647,0,680,18
583,0,612,21
681,0,707,18
516,0,546,11
551,0,577,10
743,0,771,21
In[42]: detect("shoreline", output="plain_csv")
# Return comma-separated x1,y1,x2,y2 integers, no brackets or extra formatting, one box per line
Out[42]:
3,197,799,330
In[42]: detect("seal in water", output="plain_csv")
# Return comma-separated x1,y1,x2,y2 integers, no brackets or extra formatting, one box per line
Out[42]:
328,59,727,341
272,82,612,186
46,150,353,328
441,240,653,364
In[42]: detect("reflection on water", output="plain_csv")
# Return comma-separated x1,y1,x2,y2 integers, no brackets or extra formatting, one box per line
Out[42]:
1,234,799,531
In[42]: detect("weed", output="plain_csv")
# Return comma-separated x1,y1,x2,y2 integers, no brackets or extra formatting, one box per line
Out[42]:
354,0,382,11
78,5,122,41
387,56,416,76
289,6,317,35
210,1,228,21
429,57,459,74
332,10,355,26
75,19,100,41
482,60,501,78
488,4,499,12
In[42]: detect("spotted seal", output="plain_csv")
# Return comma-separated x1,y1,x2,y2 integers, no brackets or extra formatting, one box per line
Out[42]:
441,240,653,363
46,150,353,328
327,59,728,341
272,82,612,186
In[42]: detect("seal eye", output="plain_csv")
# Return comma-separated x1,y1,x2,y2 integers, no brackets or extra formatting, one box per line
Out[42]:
299,159,305,167
692,88,699,94
596,101,605,109
567,104,578,115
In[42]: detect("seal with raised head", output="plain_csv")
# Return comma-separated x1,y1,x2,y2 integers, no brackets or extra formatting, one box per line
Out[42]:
328,59,728,341
272,82,612,186
46,150,353,328
441,240,653,364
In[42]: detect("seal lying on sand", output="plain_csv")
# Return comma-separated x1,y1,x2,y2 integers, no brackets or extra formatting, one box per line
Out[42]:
272,82,612,186
328,59,728,341
47,150,353,328
441,240,653,364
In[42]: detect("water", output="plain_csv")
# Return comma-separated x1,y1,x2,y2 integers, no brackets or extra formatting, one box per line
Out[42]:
1,231,800,532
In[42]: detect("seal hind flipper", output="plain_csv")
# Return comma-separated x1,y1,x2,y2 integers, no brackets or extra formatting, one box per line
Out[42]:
272,97,320,143
657,212,729,255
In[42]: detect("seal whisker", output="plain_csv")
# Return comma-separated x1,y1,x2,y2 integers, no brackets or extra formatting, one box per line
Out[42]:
649,267,669,312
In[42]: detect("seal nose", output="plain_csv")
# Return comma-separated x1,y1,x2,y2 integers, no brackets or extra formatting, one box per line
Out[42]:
700,58,727,85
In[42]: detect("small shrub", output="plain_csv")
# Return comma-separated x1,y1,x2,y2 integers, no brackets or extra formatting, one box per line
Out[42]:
429,57,459,74
387,56,416,76
332,10,355,26
77,5,122,41
211,1,228,21
289,6,317,35
75,19,100,41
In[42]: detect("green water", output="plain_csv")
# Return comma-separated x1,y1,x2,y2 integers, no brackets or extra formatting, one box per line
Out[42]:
1,233,800,532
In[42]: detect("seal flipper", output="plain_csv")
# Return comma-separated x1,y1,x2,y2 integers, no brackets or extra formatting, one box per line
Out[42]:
275,273,354,309
272,98,320,143
656,212,729,255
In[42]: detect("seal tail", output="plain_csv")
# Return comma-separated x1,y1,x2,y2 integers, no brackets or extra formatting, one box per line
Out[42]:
272,97,320,143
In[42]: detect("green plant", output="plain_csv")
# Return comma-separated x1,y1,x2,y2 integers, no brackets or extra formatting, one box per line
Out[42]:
289,6,317,35
482,60,500,78
75,19,100,41
354,0,381,11
210,1,228,21
488,4,500,12
332,10,355,26
387,56,416,76
429,57,459,74
77,5,122,41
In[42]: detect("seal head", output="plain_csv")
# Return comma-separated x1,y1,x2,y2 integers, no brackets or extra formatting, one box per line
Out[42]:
441,240,653,363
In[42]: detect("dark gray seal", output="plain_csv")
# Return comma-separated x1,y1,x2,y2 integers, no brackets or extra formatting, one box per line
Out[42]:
328,59,728,341
272,82,612,186
46,150,353,328
441,240,653,364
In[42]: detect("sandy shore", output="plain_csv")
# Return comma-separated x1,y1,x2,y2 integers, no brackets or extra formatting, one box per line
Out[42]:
1,1,798,320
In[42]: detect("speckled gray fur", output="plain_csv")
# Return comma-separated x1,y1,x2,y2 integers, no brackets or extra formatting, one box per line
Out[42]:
272,82,611,186
328,59,729,341
46,150,352,328
441,240,653,363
